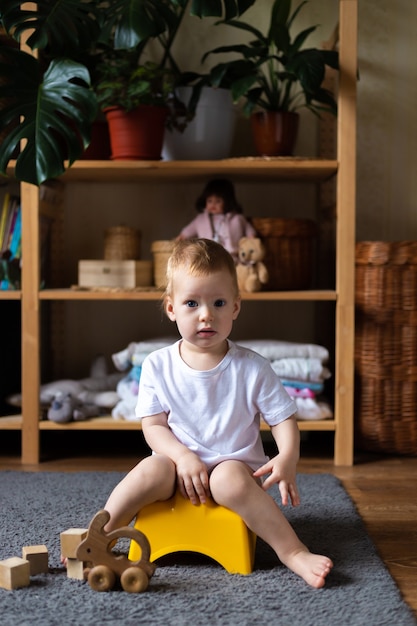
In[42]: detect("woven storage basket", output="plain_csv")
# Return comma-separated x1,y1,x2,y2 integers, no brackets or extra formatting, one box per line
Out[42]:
151,240,175,288
355,241,417,455
251,218,316,290
104,226,141,260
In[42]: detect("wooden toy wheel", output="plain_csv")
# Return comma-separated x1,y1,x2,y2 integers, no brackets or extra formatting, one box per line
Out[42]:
120,566,149,593
83,566,92,581
88,565,116,592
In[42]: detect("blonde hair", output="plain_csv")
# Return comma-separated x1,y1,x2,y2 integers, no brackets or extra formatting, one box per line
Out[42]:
164,238,239,304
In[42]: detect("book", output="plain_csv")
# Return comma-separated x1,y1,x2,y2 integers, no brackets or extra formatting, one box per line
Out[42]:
9,204,21,259
0,194,22,289
0,192,10,250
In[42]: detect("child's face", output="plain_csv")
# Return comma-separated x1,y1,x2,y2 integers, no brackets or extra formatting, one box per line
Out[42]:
166,267,241,352
205,195,225,215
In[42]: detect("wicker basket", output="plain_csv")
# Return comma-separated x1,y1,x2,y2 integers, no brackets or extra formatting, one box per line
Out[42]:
355,241,417,455
151,240,175,288
104,226,141,260
251,218,316,290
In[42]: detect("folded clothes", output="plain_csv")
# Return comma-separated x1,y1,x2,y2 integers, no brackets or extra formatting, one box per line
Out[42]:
284,386,316,399
270,358,331,383
237,339,329,363
112,337,176,370
280,379,324,393
294,397,333,421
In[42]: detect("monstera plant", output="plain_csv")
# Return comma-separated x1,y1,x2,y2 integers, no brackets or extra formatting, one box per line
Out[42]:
0,0,255,186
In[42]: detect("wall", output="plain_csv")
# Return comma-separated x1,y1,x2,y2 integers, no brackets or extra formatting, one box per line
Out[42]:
356,0,417,240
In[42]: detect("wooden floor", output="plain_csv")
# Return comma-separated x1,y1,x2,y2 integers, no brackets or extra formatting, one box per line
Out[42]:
1,430,416,619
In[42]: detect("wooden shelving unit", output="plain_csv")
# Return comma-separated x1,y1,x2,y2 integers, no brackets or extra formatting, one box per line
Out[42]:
38,289,337,301
0,0,357,465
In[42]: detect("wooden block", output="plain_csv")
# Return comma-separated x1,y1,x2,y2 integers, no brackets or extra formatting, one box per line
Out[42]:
78,260,153,288
66,558,88,580
60,528,88,559
0,557,30,590
22,545,49,575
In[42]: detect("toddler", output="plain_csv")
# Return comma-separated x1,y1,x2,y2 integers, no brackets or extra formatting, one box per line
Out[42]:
103,238,333,588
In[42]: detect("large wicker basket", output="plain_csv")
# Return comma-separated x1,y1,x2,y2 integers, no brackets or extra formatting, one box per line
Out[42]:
355,241,417,455
251,218,316,290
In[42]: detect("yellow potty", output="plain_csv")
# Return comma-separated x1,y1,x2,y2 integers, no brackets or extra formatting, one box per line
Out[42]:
128,491,256,575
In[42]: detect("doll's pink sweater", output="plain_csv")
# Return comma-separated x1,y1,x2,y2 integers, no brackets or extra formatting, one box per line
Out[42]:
180,211,256,261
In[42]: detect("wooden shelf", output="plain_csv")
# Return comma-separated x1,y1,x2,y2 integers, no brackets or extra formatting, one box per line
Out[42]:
0,414,335,432
0,290,21,300
63,158,338,183
39,288,337,301
0,415,23,429
39,416,143,431
7,158,337,183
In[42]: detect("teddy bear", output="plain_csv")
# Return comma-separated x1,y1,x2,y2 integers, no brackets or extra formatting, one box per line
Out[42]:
236,237,269,292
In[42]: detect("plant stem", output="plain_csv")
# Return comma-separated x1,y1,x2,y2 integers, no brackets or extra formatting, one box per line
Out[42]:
159,1,189,74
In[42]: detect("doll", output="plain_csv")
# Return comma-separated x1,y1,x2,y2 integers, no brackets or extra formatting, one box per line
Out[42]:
177,178,256,262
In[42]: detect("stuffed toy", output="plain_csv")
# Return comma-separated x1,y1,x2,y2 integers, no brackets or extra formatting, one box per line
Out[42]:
45,356,123,423
47,392,103,423
236,237,269,292
7,355,123,423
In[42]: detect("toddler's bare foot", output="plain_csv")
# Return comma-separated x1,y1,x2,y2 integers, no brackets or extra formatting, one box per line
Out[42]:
284,549,333,588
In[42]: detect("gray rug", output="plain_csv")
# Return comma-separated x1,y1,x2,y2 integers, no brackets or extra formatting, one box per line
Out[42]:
0,471,415,626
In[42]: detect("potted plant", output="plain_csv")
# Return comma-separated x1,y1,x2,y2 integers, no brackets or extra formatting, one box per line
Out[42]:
94,47,174,160
0,0,255,185
204,0,339,156
149,0,240,160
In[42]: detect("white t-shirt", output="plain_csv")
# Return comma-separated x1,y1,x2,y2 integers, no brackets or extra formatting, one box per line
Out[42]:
136,340,297,471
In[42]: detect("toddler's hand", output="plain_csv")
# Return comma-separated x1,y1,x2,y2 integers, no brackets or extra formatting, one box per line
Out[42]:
175,451,210,505
253,455,300,507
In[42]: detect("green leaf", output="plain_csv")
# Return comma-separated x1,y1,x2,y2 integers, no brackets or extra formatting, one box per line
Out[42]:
214,18,265,41
270,23,290,53
290,25,317,53
270,0,291,29
0,0,101,56
111,0,167,49
190,0,255,19
230,74,259,101
321,49,339,70
291,49,326,93
191,0,222,17
306,86,337,114
203,42,265,63
0,50,97,185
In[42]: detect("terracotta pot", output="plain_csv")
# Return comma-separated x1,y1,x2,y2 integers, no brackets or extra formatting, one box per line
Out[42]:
105,105,168,160
250,111,299,156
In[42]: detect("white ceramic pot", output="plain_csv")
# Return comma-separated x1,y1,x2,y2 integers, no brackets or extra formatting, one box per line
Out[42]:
162,86,236,160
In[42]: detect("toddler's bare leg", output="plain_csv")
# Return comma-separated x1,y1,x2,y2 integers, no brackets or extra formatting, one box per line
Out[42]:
210,460,333,588
104,454,176,531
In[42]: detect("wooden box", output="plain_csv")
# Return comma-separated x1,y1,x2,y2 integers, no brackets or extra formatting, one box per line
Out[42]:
78,260,152,288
